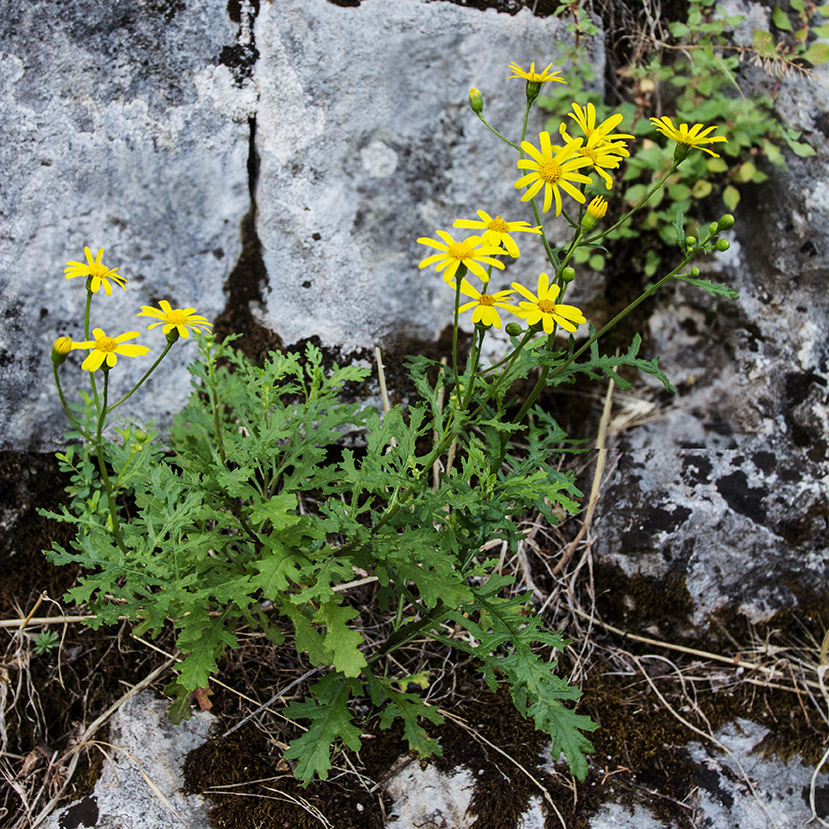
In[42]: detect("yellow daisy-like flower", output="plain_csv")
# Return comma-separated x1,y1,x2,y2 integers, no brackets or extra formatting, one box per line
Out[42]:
73,328,150,372
573,131,630,189
510,273,586,335
515,133,593,216
453,211,542,258
451,278,516,329
506,61,566,85
650,116,727,158
64,247,127,296
137,300,212,339
564,103,634,143
417,231,506,283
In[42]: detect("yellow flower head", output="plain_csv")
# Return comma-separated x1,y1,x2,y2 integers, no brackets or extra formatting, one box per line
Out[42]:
564,103,633,143
64,247,127,296
137,300,212,340
572,131,630,189
515,133,593,216
417,231,506,283
453,210,542,258
509,273,586,335
650,116,727,159
582,196,608,231
451,278,517,329
51,336,73,366
73,328,150,372
507,61,566,85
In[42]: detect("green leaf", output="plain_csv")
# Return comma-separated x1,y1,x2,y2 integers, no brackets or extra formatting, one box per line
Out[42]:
691,179,713,199
812,24,829,36
283,674,363,783
248,492,300,530
378,687,445,757
782,129,816,157
802,42,829,65
723,185,741,210
734,160,757,183
772,5,793,30
675,276,740,300
250,543,305,596
762,139,785,167
313,602,367,677
752,28,777,55
669,21,690,37
175,615,239,691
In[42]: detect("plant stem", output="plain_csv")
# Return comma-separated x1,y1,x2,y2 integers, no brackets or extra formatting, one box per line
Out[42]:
107,342,174,412
94,370,128,555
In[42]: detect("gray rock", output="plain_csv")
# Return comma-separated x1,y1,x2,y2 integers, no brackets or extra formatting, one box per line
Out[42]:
0,0,250,450
246,0,600,351
44,691,213,829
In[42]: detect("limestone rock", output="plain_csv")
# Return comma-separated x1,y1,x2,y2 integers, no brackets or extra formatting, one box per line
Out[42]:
0,0,250,450
44,691,213,829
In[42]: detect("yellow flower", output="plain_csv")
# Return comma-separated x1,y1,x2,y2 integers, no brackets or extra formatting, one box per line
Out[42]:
509,273,586,335
515,133,593,216
451,279,517,329
453,210,542,258
650,116,727,158
64,247,127,296
417,231,506,283
51,336,73,366
573,132,630,189
563,103,633,143
137,300,212,339
73,328,150,372
506,61,566,85
582,196,608,231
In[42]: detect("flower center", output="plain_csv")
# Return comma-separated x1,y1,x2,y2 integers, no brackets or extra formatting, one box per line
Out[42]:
89,263,112,278
578,147,598,163
166,310,188,325
488,217,508,233
96,336,117,353
537,299,556,314
479,294,495,307
537,161,561,184
448,242,473,261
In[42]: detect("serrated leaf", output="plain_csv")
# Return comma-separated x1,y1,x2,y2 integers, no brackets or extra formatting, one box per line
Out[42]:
675,276,740,300
283,675,362,783
250,543,305,596
175,616,239,691
378,688,444,757
248,492,300,530
313,602,367,677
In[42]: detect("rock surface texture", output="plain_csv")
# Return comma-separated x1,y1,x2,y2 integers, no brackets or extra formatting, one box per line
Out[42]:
592,60,829,622
0,0,591,449
44,691,213,829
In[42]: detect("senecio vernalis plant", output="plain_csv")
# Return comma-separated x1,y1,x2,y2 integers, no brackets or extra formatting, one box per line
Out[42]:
44,60,739,784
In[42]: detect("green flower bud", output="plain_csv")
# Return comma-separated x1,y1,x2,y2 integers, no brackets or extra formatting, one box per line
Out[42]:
718,213,735,231
716,238,730,251
468,87,483,115
525,80,541,104
690,266,700,276
561,266,576,283
685,235,696,248
504,322,523,337
709,222,719,235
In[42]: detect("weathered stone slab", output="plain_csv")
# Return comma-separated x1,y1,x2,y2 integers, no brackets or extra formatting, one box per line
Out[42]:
0,0,250,449
252,0,598,351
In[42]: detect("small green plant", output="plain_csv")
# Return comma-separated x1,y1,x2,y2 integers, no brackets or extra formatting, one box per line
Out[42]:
541,0,826,275
30,629,61,656
44,60,741,785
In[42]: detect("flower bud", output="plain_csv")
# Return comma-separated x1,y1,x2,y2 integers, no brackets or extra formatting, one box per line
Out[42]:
468,87,484,115
716,238,730,251
525,80,542,105
560,266,576,283
709,222,719,235
51,336,73,366
685,235,696,248
582,196,608,231
690,266,700,276
505,322,523,337
718,213,735,231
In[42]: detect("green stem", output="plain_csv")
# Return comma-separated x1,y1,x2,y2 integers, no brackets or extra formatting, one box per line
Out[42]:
107,341,174,413
52,365,88,437
94,370,128,555
586,162,679,245
474,113,520,151
207,345,227,465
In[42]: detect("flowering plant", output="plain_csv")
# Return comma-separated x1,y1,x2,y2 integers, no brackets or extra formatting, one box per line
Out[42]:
44,63,738,788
